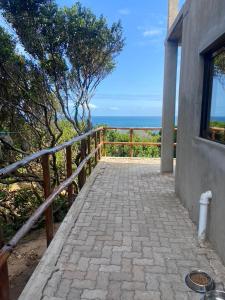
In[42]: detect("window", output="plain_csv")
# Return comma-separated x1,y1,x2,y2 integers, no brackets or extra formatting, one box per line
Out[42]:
201,46,225,144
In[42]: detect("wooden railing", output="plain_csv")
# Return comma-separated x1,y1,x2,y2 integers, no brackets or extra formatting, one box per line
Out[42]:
0,127,103,300
0,126,174,299
209,126,225,142
102,127,176,157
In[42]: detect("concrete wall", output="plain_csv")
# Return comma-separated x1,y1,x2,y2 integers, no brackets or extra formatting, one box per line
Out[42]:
175,0,225,263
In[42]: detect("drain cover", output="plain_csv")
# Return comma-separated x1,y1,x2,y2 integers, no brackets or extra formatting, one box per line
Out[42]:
185,270,215,293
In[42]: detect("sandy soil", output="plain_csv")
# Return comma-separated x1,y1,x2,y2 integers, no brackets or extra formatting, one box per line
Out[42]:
8,224,60,300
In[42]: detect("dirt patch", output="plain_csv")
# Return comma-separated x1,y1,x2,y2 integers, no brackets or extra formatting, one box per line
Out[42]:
8,223,60,300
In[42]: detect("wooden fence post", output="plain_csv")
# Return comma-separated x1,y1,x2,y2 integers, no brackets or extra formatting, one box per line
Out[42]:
42,154,54,247
103,128,106,157
98,131,102,160
94,132,98,166
87,136,92,175
66,146,73,206
78,139,86,189
212,130,216,141
130,129,133,157
0,229,10,300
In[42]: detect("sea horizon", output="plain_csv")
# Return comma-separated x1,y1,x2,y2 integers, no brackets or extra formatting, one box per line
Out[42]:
92,115,225,128
92,116,163,128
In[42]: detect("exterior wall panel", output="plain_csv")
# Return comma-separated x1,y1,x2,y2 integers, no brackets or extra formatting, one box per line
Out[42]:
175,0,225,262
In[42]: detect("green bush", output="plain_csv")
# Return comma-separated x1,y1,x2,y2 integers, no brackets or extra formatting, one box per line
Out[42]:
105,130,161,158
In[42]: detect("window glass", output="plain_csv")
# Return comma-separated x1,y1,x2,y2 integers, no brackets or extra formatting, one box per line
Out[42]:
204,49,225,143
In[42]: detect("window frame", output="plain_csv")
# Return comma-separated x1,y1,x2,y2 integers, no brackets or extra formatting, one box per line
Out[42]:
200,40,225,144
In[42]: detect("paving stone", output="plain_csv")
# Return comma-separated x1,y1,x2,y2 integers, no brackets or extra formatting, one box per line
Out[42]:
96,272,109,290
99,264,120,272
121,281,146,291
81,289,107,299
108,281,121,300
77,257,90,271
71,279,95,289
67,288,82,300
134,290,161,300
22,158,225,300
90,258,110,265
55,279,71,298
109,271,132,281
121,290,134,300
133,265,145,281
121,258,132,273
86,270,98,281
133,258,154,266
111,251,122,265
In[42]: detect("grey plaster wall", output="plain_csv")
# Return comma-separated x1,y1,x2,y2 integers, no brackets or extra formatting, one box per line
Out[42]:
175,0,225,263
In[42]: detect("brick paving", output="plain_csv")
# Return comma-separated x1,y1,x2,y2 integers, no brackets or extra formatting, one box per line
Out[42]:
19,158,225,300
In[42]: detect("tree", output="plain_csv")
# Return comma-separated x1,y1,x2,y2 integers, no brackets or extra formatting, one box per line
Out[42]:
0,27,65,183
0,0,124,134
0,1,124,237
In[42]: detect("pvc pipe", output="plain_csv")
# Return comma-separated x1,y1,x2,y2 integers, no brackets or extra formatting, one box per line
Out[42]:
198,191,212,243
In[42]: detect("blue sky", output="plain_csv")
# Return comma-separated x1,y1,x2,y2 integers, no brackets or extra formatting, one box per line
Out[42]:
57,0,185,116
0,0,185,117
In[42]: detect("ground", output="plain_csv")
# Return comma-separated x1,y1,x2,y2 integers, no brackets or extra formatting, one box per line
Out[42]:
8,224,61,300
17,158,225,300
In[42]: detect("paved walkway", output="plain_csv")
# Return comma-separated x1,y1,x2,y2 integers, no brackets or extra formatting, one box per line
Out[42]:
19,158,225,300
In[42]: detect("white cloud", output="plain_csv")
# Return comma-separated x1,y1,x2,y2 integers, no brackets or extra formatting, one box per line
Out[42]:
109,106,119,111
89,103,97,110
118,8,130,15
143,28,163,37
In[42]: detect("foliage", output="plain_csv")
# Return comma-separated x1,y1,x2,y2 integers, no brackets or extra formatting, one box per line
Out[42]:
0,184,68,239
105,130,161,157
0,0,124,134
0,27,63,158
0,1,124,240
209,121,225,142
210,121,225,128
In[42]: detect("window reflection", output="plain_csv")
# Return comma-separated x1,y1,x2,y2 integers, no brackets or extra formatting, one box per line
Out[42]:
208,49,225,143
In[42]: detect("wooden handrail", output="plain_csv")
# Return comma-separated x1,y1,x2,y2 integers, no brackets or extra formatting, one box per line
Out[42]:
0,127,104,300
0,127,103,178
0,125,176,299
0,144,102,270
101,127,177,158
209,126,225,132
106,127,177,131
106,127,162,131
104,141,162,146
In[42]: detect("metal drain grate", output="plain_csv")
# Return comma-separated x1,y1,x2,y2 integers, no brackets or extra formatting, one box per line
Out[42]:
185,270,215,293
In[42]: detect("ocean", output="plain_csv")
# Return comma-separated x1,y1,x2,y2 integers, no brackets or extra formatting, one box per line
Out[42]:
92,116,162,128
92,116,225,129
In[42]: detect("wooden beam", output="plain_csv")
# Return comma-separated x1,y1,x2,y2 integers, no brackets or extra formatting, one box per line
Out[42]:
66,146,73,206
0,229,9,300
98,131,102,160
104,141,162,146
0,127,103,178
87,136,92,175
130,129,133,157
0,144,102,270
105,127,162,131
94,132,98,165
42,154,54,247
78,140,87,189
103,128,106,157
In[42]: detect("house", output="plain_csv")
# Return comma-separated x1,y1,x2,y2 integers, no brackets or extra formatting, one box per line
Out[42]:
161,0,225,263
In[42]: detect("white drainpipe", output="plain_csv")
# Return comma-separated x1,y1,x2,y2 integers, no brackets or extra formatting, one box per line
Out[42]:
198,191,212,244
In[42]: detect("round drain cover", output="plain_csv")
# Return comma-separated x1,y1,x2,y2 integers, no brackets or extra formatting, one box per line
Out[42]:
185,270,214,293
